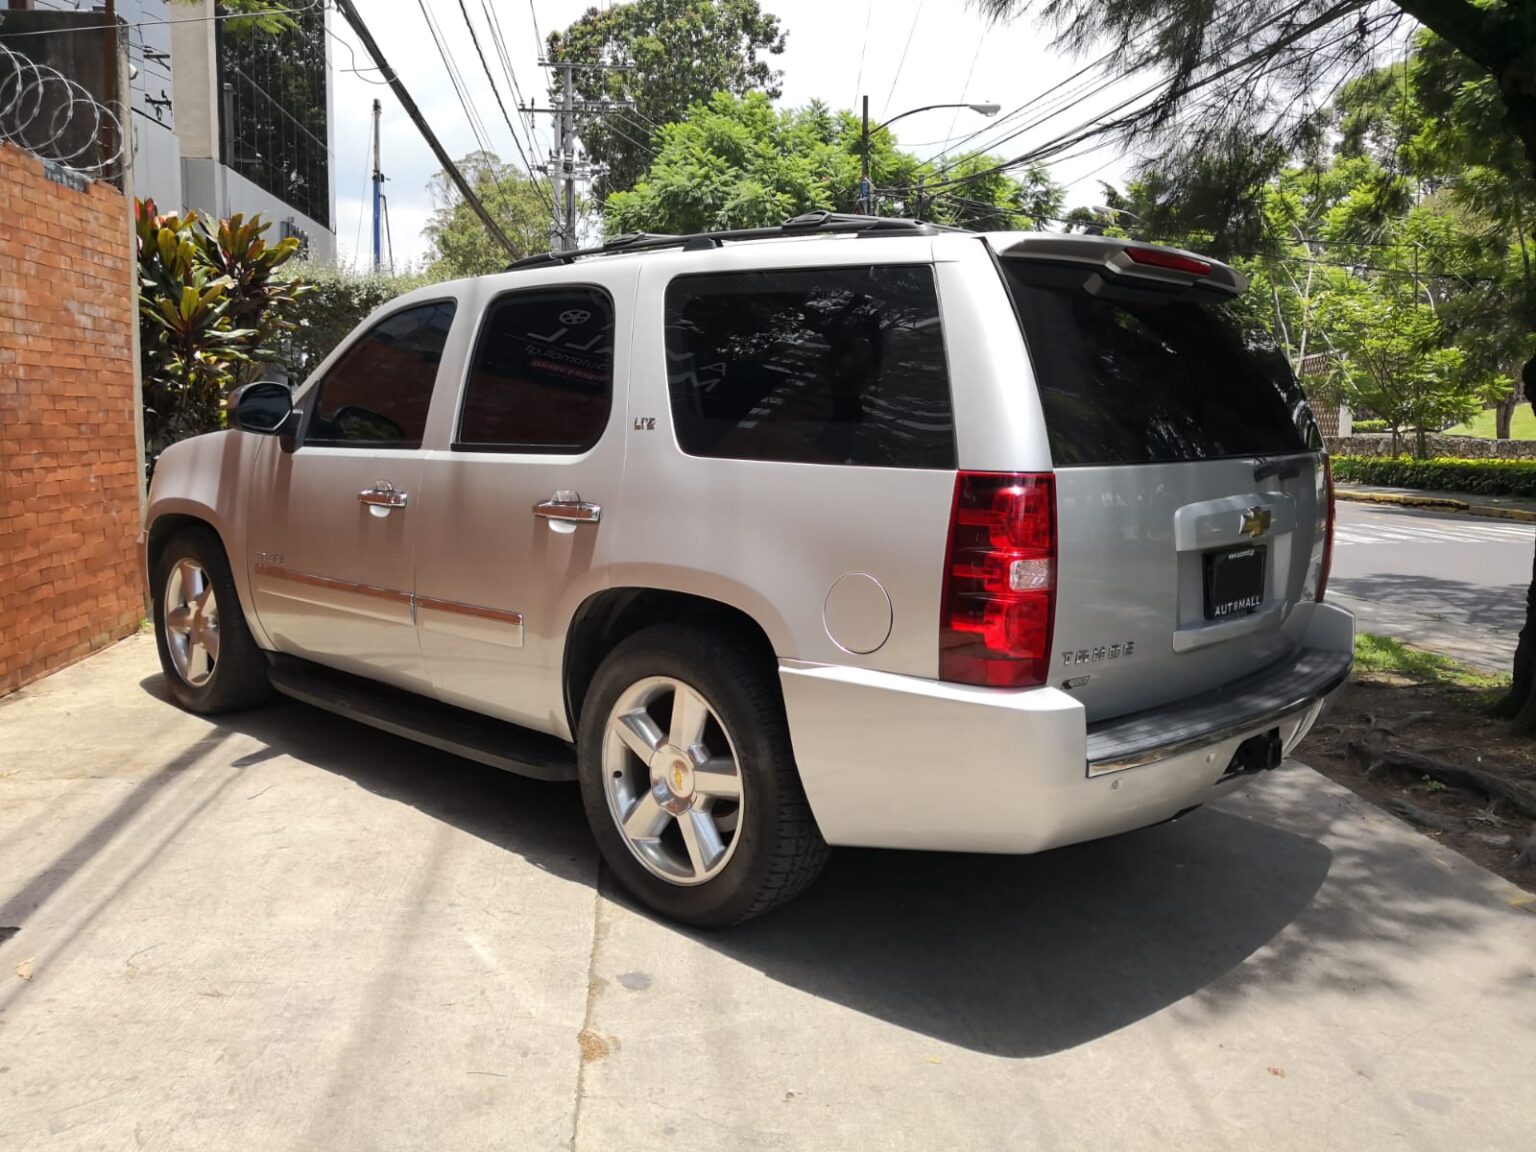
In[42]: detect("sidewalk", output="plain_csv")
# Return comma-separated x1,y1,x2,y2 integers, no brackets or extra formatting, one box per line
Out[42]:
1335,482,1536,523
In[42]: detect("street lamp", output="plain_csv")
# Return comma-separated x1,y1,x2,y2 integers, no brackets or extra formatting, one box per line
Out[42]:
860,98,1002,215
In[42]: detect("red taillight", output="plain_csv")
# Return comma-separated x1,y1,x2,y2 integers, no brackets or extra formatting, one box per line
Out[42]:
941,472,1056,688
1124,246,1212,276
1318,456,1336,602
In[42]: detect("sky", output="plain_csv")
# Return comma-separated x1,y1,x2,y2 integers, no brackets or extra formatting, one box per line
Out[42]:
327,0,1148,270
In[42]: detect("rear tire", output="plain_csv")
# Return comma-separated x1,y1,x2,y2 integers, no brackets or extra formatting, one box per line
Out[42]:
576,624,829,927
151,525,271,714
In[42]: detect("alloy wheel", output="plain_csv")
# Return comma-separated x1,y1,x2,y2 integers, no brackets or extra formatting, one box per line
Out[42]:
163,557,220,687
602,675,745,886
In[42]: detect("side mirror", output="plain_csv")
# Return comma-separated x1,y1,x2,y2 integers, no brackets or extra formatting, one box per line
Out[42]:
228,381,297,436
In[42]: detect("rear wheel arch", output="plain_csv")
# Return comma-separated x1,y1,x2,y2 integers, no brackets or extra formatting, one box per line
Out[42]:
563,588,780,736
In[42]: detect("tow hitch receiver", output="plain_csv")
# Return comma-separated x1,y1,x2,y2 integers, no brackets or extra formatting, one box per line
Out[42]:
1224,728,1283,778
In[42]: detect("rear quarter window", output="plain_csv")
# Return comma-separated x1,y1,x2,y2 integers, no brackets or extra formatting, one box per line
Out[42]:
1000,261,1318,466
664,264,956,469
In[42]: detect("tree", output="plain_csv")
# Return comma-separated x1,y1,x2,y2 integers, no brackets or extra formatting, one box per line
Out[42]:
1317,275,1482,453
422,152,552,277
980,0,1536,728
604,92,1062,236
546,0,786,200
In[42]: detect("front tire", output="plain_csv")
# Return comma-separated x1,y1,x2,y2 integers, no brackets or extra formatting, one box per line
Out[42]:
577,624,829,927
151,526,270,714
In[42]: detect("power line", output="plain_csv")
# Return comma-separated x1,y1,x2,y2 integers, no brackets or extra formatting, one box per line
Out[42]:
483,0,551,196
528,0,545,53
417,0,497,161
851,0,872,110
895,0,1344,199
352,128,370,268
453,0,558,224
943,31,986,145
882,0,926,119
331,0,517,258
382,193,396,273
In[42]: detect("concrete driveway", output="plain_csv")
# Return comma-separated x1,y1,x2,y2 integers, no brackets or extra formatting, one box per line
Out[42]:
2,636,1533,1151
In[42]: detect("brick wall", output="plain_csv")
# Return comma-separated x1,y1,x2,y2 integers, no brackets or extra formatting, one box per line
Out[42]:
0,143,144,696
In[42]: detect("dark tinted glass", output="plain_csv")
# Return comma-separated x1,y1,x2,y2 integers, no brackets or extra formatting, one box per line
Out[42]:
457,288,614,452
1000,262,1317,466
665,265,955,468
306,302,456,448
233,382,293,433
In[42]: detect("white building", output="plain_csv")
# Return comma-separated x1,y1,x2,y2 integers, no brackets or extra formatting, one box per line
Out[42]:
17,0,336,259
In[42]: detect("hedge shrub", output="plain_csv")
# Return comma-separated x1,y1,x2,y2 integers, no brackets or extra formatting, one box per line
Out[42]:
1350,418,1388,433
1331,456,1536,496
280,263,444,380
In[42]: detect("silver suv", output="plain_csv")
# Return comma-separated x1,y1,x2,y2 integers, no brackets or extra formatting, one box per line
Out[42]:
144,213,1353,926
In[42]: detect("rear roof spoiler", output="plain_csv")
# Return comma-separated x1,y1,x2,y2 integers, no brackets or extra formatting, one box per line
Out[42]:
984,232,1246,296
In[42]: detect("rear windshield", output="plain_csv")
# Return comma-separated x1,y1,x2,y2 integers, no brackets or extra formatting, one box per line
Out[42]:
1000,261,1318,466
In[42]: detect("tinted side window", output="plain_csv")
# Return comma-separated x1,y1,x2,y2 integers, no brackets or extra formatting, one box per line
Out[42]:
306,302,456,448
665,265,955,468
457,288,614,452
1000,262,1314,466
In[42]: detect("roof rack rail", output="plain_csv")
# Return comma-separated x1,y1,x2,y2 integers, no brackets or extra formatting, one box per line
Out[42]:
503,212,938,272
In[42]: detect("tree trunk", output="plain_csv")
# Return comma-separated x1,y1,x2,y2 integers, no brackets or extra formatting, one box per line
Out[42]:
1496,353,1536,730
1496,388,1519,439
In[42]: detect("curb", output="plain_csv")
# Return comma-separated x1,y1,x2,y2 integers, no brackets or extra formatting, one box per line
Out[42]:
1335,488,1536,524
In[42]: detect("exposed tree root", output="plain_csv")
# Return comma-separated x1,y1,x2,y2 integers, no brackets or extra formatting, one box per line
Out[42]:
1348,740,1536,821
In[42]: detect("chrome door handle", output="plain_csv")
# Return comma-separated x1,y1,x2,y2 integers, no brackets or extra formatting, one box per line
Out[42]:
359,481,408,509
533,490,601,524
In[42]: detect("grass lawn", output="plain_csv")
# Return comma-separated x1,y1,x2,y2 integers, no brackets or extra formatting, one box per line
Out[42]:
1352,633,1509,692
1442,407,1536,439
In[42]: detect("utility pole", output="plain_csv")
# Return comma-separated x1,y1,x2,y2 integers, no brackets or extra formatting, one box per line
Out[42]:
524,58,634,252
859,100,999,218
370,98,382,272
332,0,518,259
560,61,576,252
860,95,870,215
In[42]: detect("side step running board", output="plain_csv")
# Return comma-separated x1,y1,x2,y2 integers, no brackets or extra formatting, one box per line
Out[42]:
267,655,577,783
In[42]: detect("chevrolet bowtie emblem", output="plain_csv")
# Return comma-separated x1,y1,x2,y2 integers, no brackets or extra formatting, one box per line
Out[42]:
1239,506,1273,539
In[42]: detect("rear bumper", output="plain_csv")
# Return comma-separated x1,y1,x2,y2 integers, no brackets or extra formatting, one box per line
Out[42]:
1086,645,1351,775
779,601,1353,853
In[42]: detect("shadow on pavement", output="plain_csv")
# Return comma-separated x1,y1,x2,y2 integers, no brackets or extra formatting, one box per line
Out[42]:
136,675,596,886
699,811,1331,1057
1330,571,1524,634
136,674,1486,1060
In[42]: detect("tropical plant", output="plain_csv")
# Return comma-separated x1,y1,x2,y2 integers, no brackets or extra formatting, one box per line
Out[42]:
135,199,308,468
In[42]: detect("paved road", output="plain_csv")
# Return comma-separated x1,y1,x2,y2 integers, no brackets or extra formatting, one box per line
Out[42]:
1329,501,1530,671
2,636,1534,1151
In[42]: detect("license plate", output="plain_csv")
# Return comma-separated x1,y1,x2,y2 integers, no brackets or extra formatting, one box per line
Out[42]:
1204,544,1266,620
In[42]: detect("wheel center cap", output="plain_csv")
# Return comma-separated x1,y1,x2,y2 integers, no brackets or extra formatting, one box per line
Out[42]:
653,747,695,812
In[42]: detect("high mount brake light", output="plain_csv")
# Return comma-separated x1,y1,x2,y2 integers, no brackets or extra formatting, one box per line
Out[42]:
940,472,1056,688
1124,247,1213,276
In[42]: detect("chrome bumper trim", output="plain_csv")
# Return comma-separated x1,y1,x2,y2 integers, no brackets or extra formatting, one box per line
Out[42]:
1085,649,1351,777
